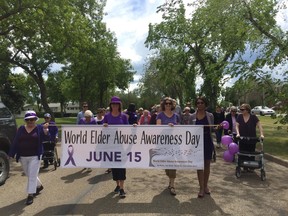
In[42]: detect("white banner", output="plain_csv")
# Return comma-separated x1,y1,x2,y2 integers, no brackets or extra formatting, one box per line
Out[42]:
61,125,204,170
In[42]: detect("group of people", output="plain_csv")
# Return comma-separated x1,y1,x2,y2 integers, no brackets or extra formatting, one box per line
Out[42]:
9,95,264,205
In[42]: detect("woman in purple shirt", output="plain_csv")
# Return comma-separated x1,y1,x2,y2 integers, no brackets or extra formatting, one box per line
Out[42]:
103,96,128,198
78,110,96,125
156,97,178,196
9,111,49,205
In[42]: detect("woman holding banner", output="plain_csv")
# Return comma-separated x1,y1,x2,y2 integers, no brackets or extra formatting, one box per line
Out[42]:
103,96,129,198
156,97,179,196
189,96,214,198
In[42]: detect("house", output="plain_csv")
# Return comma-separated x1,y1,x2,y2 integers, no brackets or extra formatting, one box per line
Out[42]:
16,102,80,117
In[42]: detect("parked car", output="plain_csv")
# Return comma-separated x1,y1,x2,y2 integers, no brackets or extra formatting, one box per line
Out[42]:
251,106,276,116
0,101,17,185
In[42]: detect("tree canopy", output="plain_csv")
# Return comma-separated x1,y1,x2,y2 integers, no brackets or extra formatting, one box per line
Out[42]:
0,0,134,114
143,0,288,120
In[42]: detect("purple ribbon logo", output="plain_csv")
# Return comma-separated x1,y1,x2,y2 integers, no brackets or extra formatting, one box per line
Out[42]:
64,145,76,166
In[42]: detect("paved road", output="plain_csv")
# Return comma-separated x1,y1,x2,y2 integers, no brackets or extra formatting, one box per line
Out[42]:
0,147,287,216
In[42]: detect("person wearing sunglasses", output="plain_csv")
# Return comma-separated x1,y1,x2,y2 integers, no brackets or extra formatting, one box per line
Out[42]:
9,110,49,205
224,106,238,137
236,104,264,170
77,102,93,124
41,113,59,169
156,97,179,196
189,96,214,198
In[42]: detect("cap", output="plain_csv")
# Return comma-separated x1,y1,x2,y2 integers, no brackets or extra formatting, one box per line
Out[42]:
44,113,51,118
24,111,39,121
84,110,93,117
139,107,143,111
110,96,121,104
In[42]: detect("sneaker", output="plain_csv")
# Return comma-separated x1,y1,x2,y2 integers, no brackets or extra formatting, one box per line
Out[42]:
26,195,34,205
86,168,92,172
34,185,44,195
114,186,120,194
119,189,126,198
169,187,176,196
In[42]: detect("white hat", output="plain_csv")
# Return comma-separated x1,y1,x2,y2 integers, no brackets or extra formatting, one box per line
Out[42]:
24,110,39,121
44,113,51,118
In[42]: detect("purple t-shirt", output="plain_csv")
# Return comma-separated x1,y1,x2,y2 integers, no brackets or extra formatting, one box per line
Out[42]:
156,112,178,125
78,118,96,125
103,112,129,125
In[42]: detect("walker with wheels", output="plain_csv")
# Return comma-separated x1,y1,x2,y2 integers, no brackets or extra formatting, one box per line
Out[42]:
234,136,266,181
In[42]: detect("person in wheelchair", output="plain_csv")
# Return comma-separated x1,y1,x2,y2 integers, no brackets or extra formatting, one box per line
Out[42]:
235,104,264,171
41,113,58,169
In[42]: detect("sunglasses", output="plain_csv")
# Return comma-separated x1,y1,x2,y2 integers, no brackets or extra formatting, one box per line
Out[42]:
25,118,36,122
165,102,172,105
83,106,88,108
240,109,246,111
231,110,237,112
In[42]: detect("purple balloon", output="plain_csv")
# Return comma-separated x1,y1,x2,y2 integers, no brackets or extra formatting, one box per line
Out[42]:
221,135,233,146
223,150,234,162
222,120,230,130
228,142,239,155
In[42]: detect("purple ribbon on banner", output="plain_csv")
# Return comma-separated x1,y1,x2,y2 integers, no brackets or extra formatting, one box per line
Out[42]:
64,145,76,166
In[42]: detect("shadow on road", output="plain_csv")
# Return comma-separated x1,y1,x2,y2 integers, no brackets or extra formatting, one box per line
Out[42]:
33,189,230,216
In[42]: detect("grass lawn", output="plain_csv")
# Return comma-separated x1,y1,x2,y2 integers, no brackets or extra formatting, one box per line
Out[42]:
257,116,288,160
16,115,288,160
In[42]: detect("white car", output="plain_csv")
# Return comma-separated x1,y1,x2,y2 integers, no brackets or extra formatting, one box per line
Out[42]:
251,106,275,116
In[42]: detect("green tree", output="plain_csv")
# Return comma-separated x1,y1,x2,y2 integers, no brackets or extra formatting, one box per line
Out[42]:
0,0,107,114
145,0,243,109
145,0,288,117
46,71,69,116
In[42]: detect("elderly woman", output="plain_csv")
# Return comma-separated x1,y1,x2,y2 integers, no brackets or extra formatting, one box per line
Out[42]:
156,97,179,196
9,111,49,205
79,110,96,125
138,109,151,125
224,106,238,136
236,103,264,170
79,110,96,172
181,107,192,125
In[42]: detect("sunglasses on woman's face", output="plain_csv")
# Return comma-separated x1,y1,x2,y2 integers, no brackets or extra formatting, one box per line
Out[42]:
26,118,36,122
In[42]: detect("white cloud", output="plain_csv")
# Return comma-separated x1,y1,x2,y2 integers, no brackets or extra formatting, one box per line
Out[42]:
103,0,165,65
